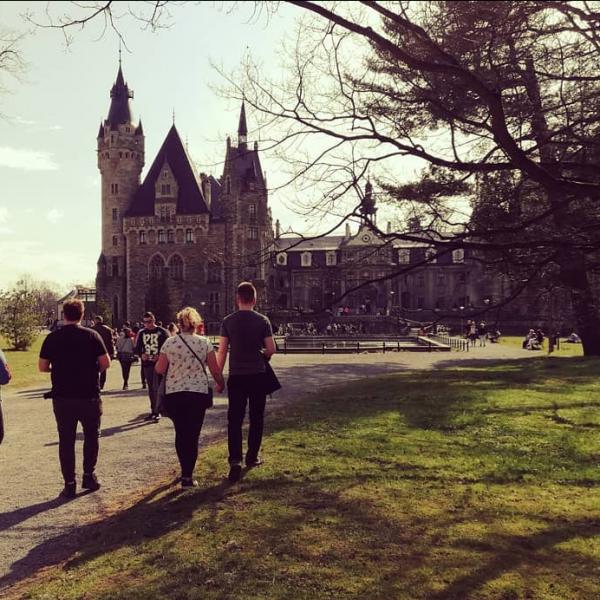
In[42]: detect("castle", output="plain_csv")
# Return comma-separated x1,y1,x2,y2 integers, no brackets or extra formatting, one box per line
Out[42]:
96,63,504,332
96,63,273,329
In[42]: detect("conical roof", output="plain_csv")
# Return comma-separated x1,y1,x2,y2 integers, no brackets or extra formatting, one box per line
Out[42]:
107,65,134,129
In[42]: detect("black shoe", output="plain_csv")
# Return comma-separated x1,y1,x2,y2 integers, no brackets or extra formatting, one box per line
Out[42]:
143,413,154,421
245,456,263,468
123,384,128,390
82,472,101,491
181,477,199,488
151,413,161,423
228,465,242,483
60,482,77,499
142,384,147,389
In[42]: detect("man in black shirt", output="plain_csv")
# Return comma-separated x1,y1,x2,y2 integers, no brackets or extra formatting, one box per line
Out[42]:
218,282,276,482
135,311,168,421
39,299,111,498
92,315,115,391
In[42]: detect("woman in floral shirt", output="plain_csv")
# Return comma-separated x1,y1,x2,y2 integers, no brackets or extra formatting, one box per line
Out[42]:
155,307,224,487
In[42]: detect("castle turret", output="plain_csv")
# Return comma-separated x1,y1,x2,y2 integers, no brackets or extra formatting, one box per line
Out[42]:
221,101,272,310
96,61,144,324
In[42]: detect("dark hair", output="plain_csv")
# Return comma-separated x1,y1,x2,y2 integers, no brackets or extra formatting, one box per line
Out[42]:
143,312,155,320
94,315,103,323
63,299,84,321
237,281,256,304
123,326,131,336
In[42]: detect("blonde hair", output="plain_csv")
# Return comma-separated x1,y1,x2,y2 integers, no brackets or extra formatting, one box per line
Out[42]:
176,306,203,332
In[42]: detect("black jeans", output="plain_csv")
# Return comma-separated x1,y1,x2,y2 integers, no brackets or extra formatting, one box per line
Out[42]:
164,392,207,478
53,397,102,483
99,370,107,390
119,360,132,387
142,364,160,414
227,374,267,466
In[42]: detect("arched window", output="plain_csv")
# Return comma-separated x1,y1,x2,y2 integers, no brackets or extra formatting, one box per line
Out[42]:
168,255,184,280
139,230,146,245
186,229,194,244
149,255,166,280
112,235,118,247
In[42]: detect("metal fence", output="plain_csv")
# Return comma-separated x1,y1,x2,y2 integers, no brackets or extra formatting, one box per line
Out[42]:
428,334,470,352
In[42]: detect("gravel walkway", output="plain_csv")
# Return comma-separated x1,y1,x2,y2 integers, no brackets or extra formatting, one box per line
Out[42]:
0,343,533,595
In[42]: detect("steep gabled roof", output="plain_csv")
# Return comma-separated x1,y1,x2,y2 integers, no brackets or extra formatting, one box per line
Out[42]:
126,125,209,216
275,235,346,252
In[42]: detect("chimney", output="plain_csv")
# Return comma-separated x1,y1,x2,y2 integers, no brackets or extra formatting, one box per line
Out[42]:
345,222,351,239
387,221,392,234
275,219,281,238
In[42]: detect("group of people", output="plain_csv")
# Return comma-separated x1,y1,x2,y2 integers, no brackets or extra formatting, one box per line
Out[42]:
11,281,277,498
522,328,545,350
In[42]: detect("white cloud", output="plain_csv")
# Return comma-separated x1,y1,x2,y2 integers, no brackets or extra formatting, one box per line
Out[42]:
48,125,63,131
46,208,64,224
14,116,36,126
0,147,59,171
0,207,8,223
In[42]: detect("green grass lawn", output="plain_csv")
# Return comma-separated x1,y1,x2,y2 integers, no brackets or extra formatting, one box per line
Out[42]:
499,335,584,357
0,334,51,391
15,357,600,600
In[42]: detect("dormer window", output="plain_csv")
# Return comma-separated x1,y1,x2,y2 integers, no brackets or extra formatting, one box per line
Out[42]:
326,251,337,266
398,249,410,264
452,249,465,264
426,247,437,263
301,252,312,267
161,184,171,196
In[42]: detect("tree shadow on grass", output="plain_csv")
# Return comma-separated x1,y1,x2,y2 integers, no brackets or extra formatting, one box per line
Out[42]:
3,356,599,595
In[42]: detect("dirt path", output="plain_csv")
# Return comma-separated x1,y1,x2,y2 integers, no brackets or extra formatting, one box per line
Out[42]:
0,344,533,595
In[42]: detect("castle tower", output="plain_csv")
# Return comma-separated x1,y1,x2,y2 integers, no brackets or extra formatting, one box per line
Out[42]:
96,61,145,325
221,101,273,311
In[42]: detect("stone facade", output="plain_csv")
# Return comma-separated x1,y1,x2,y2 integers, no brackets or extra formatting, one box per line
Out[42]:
96,65,272,331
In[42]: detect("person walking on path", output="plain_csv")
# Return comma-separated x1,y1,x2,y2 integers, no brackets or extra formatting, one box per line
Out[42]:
0,348,12,445
135,312,168,422
217,282,276,483
38,299,111,498
116,327,136,390
92,316,115,391
155,307,225,487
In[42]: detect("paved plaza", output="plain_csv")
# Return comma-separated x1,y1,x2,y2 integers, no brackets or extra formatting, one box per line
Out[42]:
0,344,533,595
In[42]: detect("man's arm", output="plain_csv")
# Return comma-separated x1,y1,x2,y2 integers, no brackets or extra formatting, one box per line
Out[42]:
38,358,51,373
216,336,229,371
263,336,276,359
98,354,111,373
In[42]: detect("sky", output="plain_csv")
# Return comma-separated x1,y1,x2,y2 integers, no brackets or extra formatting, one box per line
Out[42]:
0,1,426,291
0,1,291,290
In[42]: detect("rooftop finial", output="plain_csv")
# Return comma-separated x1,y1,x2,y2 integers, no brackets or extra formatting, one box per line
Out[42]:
172,108,176,125
238,100,248,149
118,40,122,68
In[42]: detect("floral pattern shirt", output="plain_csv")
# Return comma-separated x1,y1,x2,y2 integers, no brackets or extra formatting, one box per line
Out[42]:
160,334,213,395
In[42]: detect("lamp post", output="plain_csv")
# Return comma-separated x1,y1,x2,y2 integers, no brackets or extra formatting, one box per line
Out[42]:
459,305,465,335
388,290,395,316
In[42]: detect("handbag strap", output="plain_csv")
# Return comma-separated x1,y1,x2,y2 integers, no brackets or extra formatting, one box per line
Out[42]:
177,334,209,386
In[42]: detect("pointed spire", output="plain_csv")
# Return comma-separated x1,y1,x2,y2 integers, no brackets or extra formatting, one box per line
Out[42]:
238,101,248,149
107,60,134,129
97,121,104,139
360,178,376,218
136,118,144,135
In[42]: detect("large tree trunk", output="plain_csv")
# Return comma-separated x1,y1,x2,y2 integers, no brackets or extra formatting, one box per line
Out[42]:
558,252,600,356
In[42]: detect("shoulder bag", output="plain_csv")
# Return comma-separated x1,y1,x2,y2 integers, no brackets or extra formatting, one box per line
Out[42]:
177,334,214,408
263,355,281,396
